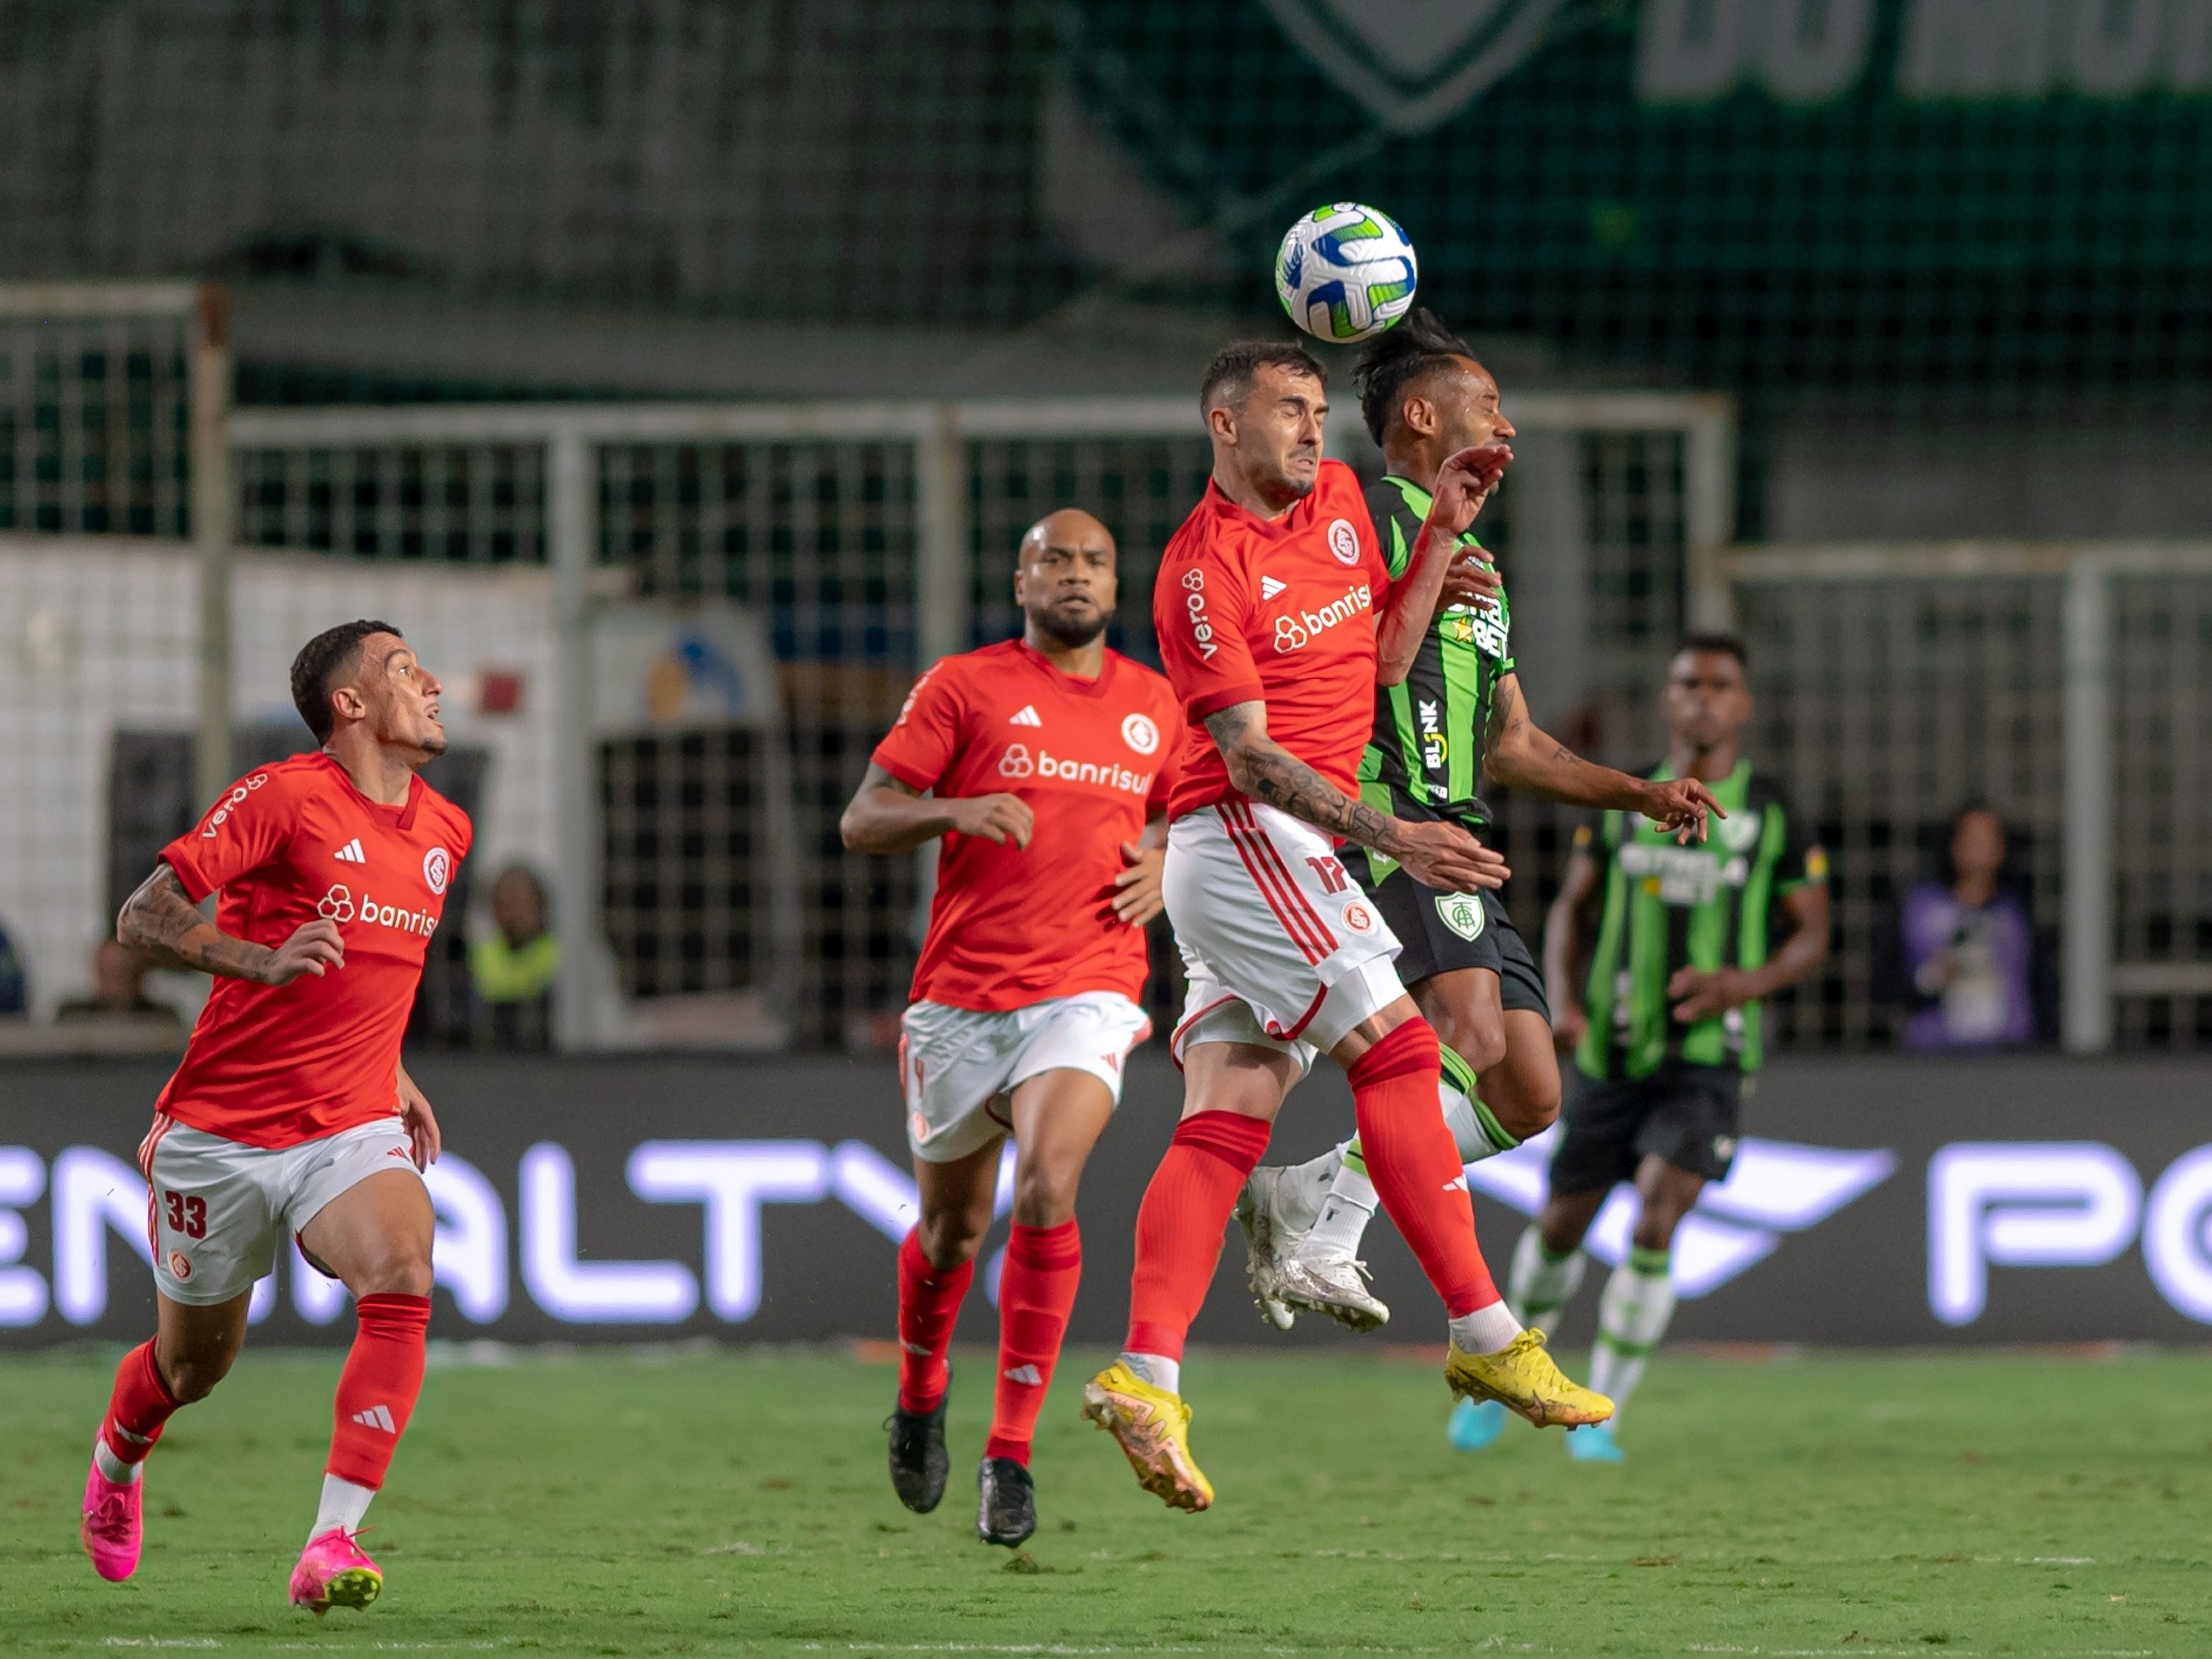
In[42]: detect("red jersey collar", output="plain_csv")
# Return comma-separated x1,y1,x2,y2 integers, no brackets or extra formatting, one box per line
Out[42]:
315,750,425,832
1199,475,1319,542
1014,637,1115,699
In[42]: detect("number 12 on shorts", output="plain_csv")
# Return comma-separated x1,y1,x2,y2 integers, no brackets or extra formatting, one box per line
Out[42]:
164,1191,208,1240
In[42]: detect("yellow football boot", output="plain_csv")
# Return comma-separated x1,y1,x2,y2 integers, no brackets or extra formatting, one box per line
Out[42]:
1080,1360,1214,1512
1445,1329,1614,1429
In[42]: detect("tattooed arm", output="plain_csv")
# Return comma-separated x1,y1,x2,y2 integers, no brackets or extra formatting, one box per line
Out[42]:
117,863,345,986
1203,701,1507,892
1482,672,1720,840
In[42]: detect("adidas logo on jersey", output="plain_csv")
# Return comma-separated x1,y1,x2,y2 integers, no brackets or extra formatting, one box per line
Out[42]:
350,1404,397,1433
1008,705,1042,727
1260,576,1287,600
333,838,367,864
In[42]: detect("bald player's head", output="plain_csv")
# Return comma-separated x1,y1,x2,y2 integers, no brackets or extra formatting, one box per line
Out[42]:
1014,508,1118,651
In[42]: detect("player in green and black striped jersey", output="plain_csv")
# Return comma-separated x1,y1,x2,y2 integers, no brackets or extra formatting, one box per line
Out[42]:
1501,636,1831,1462
1232,310,1721,1339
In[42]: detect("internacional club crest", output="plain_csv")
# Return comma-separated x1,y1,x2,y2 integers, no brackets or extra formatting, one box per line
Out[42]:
1121,713,1160,755
423,845,451,895
1256,0,1573,135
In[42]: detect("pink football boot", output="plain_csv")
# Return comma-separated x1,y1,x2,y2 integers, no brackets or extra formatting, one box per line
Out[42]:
81,1446,143,1582
288,1528,383,1615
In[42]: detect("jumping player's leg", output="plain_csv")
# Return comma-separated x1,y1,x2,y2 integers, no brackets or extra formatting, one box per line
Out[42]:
988,1070,1113,1467
83,1292,251,1581
975,1069,1114,1546
1083,1038,1294,1513
1291,968,1553,1285
295,1167,433,1543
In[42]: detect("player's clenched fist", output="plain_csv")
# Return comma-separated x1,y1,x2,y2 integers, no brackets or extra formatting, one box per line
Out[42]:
1391,818,1509,893
947,792,1035,849
1110,840,1167,927
260,918,345,985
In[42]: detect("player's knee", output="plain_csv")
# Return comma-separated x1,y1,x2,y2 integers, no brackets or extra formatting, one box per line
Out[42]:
1487,1080,1559,1141
161,1350,231,1403
348,1241,434,1299
1537,1201,1590,1259
915,1211,987,1270
1631,1206,1689,1255
1009,1165,1079,1229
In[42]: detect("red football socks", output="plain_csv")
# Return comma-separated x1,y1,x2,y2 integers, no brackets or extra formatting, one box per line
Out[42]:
326,1293,430,1488
984,1219,1083,1466
100,1340,181,1467
1124,1110,1273,1361
1348,1021,1501,1318
896,1228,974,1414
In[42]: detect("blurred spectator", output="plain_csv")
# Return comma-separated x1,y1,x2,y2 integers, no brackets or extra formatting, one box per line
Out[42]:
0,915,25,1016
470,864,560,1051
1893,805,2036,1049
56,940,185,1029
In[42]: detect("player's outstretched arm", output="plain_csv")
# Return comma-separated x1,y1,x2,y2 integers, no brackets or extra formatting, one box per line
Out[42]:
117,862,345,985
1376,442,1510,685
1203,701,1507,893
1483,673,1722,841
839,762,1034,855
1667,875,1832,1023
1543,847,1604,1056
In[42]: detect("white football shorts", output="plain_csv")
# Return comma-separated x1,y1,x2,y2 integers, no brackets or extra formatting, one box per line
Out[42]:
138,1114,423,1305
1163,797,1406,1077
899,991,1153,1164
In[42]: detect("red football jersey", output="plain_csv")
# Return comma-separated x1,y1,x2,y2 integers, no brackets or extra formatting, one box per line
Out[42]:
873,639,1183,1012
156,752,474,1149
1153,458,1391,818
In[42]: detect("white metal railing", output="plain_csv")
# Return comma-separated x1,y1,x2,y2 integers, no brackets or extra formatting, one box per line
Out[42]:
1718,539,2212,1053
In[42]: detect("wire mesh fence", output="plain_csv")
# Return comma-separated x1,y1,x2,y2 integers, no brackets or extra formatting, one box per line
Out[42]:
0,309,191,538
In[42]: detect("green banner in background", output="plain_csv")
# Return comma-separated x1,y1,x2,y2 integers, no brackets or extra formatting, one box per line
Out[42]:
1074,0,2212,386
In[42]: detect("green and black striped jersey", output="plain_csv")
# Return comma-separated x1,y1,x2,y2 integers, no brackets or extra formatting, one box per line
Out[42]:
1575,760,1828,1080
1356,475,1513,868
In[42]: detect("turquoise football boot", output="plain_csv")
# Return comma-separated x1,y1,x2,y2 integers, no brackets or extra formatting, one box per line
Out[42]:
1565,1421,1625,1463
1446,1397,1506,1451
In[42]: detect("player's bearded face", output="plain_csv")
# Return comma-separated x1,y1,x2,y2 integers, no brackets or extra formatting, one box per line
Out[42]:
1022,552,1116,648
367,643,449,758
1238,369,1326,501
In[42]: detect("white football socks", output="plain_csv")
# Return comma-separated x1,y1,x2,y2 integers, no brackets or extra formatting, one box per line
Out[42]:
93,1437,140,1485
1120,1351,1180,1397
1506,1224,1588,1337
1297,1146,1376,1261
1447,1300,1524,1355
1588,1247,1677,1419
309,1473,377,1544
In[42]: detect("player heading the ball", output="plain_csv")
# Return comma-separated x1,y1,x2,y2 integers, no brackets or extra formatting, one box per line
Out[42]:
80,621,470,1616
843,509,1182,1548
1079,339,1611,1515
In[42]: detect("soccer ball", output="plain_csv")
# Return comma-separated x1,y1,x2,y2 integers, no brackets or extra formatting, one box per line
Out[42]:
1273,204,1418,343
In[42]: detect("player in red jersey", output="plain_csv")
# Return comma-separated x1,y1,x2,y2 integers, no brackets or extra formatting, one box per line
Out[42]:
1080,342,1613,1511
79,620,470,1615
842,509,1182,1548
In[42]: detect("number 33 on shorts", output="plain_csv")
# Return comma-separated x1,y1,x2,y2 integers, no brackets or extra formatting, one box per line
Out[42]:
163,1191,210,1239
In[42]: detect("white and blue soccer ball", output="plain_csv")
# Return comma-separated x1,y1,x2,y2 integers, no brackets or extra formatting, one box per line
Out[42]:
1273,203,1418,344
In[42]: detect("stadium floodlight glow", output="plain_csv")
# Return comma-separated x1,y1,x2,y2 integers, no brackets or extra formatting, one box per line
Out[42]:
249,1271,279,1325
427,1153,509,1321
828,1140,918,1243
519,1141,698,1324
627,1141,831,1322
2142,1145,2212,1324
52,1146,154,1325
1927,1142,2142,1326
0,1146,48,1326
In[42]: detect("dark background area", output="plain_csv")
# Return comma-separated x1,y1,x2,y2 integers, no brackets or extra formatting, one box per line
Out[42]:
6,1050,2210,1350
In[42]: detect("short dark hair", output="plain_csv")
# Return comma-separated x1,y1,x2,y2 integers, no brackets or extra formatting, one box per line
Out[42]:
1353,308,1478,445
1674,631,1749,671
1199,339,1327,414
290,620,404,743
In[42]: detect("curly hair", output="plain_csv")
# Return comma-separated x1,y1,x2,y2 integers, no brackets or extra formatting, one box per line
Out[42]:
1352,308,1477,446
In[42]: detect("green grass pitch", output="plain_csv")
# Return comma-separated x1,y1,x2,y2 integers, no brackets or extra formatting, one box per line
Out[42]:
3,1345,2208,1657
